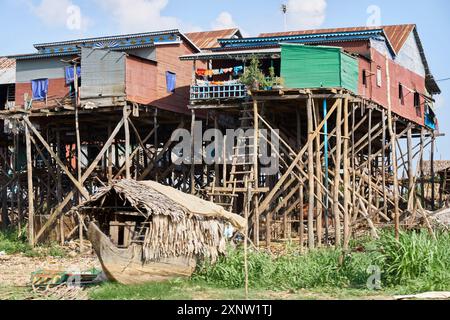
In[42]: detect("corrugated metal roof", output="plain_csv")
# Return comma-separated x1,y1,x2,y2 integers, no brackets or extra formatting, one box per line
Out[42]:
259,24,416,54
185,29,241,49
180,47,281,61
0,57,16,84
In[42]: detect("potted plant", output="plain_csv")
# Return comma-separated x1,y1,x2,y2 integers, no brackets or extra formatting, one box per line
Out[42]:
240,57,269,91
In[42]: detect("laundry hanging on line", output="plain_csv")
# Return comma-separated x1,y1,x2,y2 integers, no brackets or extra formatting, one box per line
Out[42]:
196,66,243,77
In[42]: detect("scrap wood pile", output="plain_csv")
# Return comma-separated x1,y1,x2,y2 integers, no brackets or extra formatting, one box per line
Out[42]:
77,180,246,262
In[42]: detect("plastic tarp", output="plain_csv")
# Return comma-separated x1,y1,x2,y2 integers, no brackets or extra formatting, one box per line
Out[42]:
166,71,176,93
31,78,48,101
65,66,81,85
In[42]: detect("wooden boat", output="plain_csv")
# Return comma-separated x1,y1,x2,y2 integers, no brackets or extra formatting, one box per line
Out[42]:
88,222,197,285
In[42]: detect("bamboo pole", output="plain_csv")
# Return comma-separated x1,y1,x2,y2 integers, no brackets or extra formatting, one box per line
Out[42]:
25,122,34,246
124,105,131,180
306,96,315,249
190,110,196,194
253,100,260,246
385,54,400,239
333,98,343,247
343,98,350,249
314,100,323,247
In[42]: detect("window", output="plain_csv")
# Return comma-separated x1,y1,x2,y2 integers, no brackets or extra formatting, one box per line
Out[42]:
166,71,176,93
362,70,367,87
376,67,382,87
31,78,49,101
399,83,404,105
414,92,421,109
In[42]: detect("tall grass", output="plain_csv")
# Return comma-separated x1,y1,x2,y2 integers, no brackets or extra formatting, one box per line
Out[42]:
193,230,450,292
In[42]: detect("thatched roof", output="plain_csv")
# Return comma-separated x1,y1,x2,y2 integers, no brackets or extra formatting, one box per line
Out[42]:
422,161,450,176
79,180,246,262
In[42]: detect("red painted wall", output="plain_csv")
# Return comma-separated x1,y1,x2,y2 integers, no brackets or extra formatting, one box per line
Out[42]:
125,56,158,105
15,78,69,110
355,48,426,126
152,42,203,115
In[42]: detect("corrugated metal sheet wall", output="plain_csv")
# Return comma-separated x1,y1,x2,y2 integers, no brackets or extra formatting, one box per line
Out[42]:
281,44,358,93
80,48,126,99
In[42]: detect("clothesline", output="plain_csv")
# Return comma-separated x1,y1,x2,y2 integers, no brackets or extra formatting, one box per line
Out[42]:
196,66,244,77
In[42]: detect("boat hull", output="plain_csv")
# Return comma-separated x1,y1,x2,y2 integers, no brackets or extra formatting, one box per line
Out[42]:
88,223,197,285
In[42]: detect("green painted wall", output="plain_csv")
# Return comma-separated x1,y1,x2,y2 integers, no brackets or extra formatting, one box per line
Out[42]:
281,44,359,93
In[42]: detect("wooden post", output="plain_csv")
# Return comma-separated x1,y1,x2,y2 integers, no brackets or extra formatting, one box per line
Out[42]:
306,95,315,249
124,105,131,180
333,98,343,247
314,100,323,247
368,108,373,218
420,128,425,207
253,100,260,246
407,127,414,211
56,129,64,246
343,98,351,250
108,122,113,184
244,177,250,300
190,110,196,194
299,185,304,253
381,110,388,218
385,54,400,240
431,132,436,211
25,121,35,246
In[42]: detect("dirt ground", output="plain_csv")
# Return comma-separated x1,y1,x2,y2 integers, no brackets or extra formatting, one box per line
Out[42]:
0,252,100,288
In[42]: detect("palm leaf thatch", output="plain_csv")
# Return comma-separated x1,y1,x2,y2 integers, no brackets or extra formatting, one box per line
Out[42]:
78,180,246,263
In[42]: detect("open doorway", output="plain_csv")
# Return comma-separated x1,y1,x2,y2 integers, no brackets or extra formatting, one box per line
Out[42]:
0,84,15,110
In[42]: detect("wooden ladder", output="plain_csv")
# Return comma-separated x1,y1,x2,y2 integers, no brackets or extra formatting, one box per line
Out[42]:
208,106,257,212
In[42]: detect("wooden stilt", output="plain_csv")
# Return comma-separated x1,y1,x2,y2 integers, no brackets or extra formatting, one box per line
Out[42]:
333,98,343,247
124,105,131,180
343,98,351,249
25,121,35,246
306,95,315,249
431,132,436,211
190,110,196,194
253,100,260,246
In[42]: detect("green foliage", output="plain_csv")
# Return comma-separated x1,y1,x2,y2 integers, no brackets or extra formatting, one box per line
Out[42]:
194,230,450,293
0,229,66,258
377,230,450,291
239,57,270,89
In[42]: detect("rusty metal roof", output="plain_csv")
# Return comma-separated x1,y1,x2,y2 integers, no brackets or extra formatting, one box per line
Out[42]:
0,57,15,70
185,29,242,50
259,24,416,54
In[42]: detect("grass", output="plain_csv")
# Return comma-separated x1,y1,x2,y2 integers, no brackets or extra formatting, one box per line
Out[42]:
0,229,66,258
89,229,450,300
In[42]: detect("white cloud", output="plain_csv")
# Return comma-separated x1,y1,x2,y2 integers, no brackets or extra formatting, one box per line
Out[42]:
95,0,200,33
211,11,237,30
27,0,91,31
286,0,327,30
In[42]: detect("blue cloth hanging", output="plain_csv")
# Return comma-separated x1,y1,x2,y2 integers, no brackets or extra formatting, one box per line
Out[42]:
233,66,244,76
166,71,176,93
65,66,81,84
31,79,49,101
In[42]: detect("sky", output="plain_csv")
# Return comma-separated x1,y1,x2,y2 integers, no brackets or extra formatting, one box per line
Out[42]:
0,0,449,159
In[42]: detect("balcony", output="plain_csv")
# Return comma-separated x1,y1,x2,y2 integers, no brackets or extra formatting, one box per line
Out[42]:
190,83,248,102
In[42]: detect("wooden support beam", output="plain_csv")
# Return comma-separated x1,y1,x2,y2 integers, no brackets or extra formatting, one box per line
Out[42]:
343,98,351,249
34,116,126,244
306,96,315,249
333,98,343,247
23,117,90,200
124,105,131,180
259,99,340,215
25,124,34,246
385,54,400,239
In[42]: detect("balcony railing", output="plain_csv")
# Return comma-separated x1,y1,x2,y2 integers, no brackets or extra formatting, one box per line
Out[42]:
190,84,248,101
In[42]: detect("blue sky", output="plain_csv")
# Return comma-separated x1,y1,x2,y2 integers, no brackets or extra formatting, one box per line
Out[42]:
1,0,448,159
